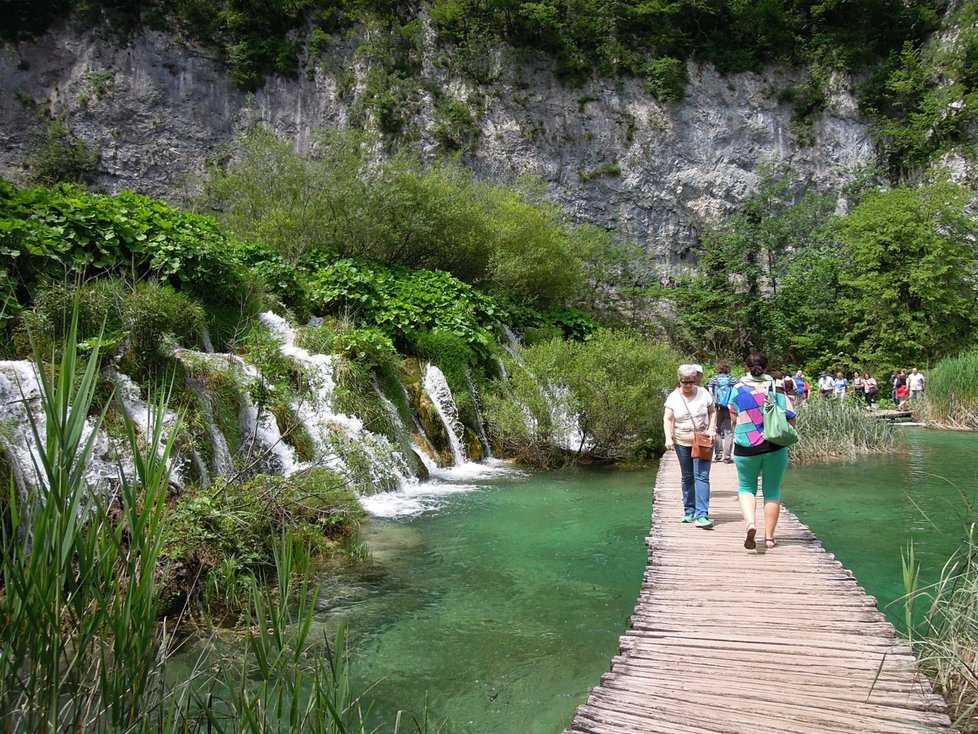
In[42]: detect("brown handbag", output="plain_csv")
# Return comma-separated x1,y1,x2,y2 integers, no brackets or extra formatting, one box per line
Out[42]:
692,431,714,460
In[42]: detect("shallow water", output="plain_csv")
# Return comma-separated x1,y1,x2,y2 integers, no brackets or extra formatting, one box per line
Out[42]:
788,427,978,629
322,464,653,734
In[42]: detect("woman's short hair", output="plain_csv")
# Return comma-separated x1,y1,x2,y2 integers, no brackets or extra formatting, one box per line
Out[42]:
677,364,699,382
716,361,731,373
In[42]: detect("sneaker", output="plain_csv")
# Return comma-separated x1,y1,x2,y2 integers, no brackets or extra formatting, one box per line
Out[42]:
695,517,714,529
724,458,733,464
682,512,694,523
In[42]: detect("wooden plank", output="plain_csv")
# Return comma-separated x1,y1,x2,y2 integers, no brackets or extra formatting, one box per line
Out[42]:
562,453,951,734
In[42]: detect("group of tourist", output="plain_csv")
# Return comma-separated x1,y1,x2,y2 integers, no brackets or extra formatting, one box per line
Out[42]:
662,357,929,551
662,354,795,550
816,368,925,406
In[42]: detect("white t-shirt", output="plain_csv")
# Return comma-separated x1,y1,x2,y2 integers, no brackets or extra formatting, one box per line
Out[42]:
908,372,925,391
665,386,714,445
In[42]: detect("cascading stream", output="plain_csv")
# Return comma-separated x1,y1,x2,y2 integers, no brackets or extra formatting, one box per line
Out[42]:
421,364,467,466
258,312,415,494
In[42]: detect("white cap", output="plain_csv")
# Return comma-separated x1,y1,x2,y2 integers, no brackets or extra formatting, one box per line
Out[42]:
692,364,703,374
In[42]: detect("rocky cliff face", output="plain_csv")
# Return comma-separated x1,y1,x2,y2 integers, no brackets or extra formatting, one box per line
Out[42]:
0,24,876,263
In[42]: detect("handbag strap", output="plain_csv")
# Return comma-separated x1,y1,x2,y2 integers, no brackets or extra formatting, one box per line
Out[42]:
679,390,697,426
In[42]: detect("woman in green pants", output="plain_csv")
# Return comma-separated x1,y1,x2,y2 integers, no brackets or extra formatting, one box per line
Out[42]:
728,352,797,550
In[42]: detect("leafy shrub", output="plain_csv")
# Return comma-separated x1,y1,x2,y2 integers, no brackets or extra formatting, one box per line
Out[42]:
0,181,257,318
334,325,398,370
25,118,100,185
433,97,482,152
305,257,501,361
642,56,688,102
197,128,591,307
16,279,205,378
162,468,362,612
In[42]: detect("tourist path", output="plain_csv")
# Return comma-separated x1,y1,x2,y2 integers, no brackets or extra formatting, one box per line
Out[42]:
564,453,952,734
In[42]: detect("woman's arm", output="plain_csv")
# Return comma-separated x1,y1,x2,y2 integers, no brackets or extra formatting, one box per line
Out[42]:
707,404,717,436
663,407,675,451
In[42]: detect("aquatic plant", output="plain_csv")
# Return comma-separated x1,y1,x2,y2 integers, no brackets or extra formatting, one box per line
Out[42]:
920,351,978,429
790,396,898,464
903,523,978,731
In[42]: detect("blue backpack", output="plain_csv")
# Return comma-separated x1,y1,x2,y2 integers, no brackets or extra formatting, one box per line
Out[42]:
715,374,733,406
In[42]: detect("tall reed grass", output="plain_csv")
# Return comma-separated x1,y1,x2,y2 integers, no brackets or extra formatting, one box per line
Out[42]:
920,352,978,429
0,306,433,733
903,524,978,731
790,395,898,464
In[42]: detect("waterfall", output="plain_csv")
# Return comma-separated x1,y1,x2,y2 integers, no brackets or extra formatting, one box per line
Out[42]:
172,349,300,478
109,370,185,487
258,312,415,493
0,361,123,500
543,381,593,454
184,375,233,479
422,364,467,465
465,368,492,459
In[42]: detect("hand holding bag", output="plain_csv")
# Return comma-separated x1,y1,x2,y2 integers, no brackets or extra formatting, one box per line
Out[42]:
764,384,799,447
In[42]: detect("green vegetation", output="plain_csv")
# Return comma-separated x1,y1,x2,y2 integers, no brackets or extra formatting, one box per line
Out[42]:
484,330,680,465
904,520,978,729
921,352,978,429
162,469,362,615
0,179,267,341
25,117,100,186
197,127,601,309
659,167,978,375
864,1,978,179
790,397,898,464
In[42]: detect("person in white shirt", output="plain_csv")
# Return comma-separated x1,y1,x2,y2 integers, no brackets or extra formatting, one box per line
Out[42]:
818,372,835,397
907,367,926,405
663,364,717,529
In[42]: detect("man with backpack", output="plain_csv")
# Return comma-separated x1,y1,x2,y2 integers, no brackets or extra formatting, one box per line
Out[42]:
708,361,736,463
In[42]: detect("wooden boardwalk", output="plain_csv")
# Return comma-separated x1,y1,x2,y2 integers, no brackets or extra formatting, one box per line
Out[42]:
564,453,952,734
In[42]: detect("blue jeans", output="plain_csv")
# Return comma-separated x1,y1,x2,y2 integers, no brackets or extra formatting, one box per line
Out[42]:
674,444,712,519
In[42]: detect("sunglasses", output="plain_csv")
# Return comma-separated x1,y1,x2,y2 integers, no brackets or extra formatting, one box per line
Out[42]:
679,380,696,384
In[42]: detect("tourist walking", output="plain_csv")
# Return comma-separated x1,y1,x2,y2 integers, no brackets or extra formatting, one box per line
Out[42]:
794,370,809,405
895,370,909,409
707,361,735,463
834,371,849,401
729,352,796,550
864,373,878,407
663,364,717,528
907,367,926,405
853,372,865,401
818,372,834,397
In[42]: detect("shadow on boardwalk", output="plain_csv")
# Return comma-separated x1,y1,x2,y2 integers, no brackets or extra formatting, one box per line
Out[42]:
564,453,952,734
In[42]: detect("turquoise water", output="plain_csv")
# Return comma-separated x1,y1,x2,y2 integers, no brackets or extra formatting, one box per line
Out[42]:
322,428,978,733
323,465,653,734
788,427,978,629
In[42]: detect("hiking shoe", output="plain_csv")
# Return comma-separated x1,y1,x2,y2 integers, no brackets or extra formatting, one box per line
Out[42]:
695,517,714,529
682,512,694,523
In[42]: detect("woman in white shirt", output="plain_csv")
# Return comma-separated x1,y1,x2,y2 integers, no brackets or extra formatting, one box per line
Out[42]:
663,364,717,529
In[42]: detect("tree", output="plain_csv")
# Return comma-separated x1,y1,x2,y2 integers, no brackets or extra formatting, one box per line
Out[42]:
837,181,978,366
